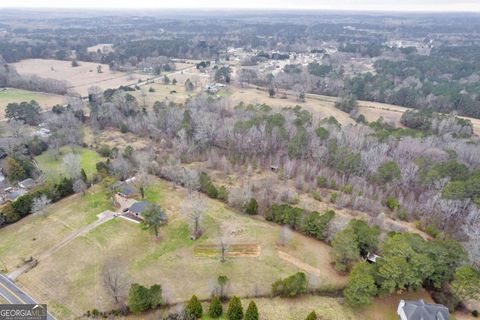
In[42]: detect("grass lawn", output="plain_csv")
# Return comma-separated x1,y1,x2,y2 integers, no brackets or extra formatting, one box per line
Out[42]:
35,146,105,181
12,178,345,319
0,184,113,273
0,88,66,117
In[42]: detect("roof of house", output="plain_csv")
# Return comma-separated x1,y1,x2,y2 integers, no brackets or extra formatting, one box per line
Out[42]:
115,182,137,197
399,300,449,320
19,178,35,188
128,201,152,214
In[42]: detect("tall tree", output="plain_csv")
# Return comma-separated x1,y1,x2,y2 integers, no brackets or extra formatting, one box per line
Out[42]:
142,204,167,238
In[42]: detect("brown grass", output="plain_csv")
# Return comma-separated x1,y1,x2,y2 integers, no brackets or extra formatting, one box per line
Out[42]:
11,59,146,96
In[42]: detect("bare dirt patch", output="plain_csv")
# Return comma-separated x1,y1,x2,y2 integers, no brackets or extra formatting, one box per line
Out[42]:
194,244,261,257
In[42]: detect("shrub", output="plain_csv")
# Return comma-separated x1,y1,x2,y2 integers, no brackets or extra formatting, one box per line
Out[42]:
272,272,308,297
208,297,223,318
330,192,338,203
472,310,479,317
397,209,409,221
218,186,229,201
303,210,335,241
316,176,328,188
344,262,377,307
265,204,303,230
226,296,243,320
386,197,400,210
244,301,259,320
97,144,112,157
342,184,353,194
119,123,129,133
127,283,163,314
425,224,441,238
311,191,322,202
186,295,203,319
245,198,258,215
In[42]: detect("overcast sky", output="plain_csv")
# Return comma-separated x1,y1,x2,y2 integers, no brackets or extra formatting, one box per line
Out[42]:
1,0,479,12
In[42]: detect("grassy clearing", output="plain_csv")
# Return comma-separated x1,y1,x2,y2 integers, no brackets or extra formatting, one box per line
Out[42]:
11,59,146,96
0,88,66,117
35,146,105,181
0,185,112,273
11,178,345,318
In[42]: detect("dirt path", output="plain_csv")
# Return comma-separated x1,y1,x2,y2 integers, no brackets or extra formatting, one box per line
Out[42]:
7,210,116,280
277,250,324,277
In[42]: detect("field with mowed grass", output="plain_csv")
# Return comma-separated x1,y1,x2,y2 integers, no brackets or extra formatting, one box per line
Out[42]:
10,178,345,318
0,185,113,273
0,88,66,117
35,146,105,181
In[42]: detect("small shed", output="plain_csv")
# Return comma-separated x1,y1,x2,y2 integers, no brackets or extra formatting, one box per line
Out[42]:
366,252,382,263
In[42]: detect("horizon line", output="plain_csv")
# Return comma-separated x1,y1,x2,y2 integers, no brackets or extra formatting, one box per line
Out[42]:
1,7,480,13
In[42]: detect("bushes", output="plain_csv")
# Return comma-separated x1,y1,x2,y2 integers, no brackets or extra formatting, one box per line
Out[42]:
127,283,163,314
316,176,328,188
199,172,219,199
271,272,308,297
245,198,258,215
303,210,335,241
208,297,223,318
186,295,203,319
386,197,400,210
305,311,317,320
344,262,377,307
266,204,335,241
265,204,303,230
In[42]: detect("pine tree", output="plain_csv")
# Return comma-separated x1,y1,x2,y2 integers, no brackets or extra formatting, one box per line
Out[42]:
245,301,259,320
186,295,203,319
226,296,243,320
208,296,223,318
305,311,317,320
80,168,88,183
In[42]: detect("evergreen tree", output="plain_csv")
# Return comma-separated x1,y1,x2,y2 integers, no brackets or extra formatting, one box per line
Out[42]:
226,296,243,320
305,311,317,320
208,296,223,318
245,198,258,215
186,295,203,319
245,301,259,320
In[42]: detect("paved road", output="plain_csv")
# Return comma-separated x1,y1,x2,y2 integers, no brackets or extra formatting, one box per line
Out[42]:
0,273,56,320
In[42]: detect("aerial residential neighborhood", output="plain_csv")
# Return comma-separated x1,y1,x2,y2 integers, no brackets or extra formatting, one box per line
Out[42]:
0,2,479,320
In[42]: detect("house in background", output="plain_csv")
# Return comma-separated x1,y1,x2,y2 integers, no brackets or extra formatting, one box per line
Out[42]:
5,188,27,202
114,181,138,199
397,299,449,320
18,178,35,190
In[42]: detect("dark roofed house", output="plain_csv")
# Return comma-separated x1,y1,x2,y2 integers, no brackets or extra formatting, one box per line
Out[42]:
128,201,152,218
18,178,35,190
115,182,138,199
397,300,449,320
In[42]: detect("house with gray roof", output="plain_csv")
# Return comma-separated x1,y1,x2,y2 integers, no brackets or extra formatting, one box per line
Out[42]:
397,299,450,320
127,201,152,218
114,182,138,199
5,188,28,202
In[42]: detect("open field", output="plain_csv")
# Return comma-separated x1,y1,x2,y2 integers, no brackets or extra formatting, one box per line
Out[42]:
0,185,112,273
35,146,106,181
228,85,480,135
11,59,146,96
0,88,66,117
3,178,345,318
132,82,196,107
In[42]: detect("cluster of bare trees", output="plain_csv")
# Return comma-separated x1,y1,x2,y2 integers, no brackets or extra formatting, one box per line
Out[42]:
87,88,480,266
